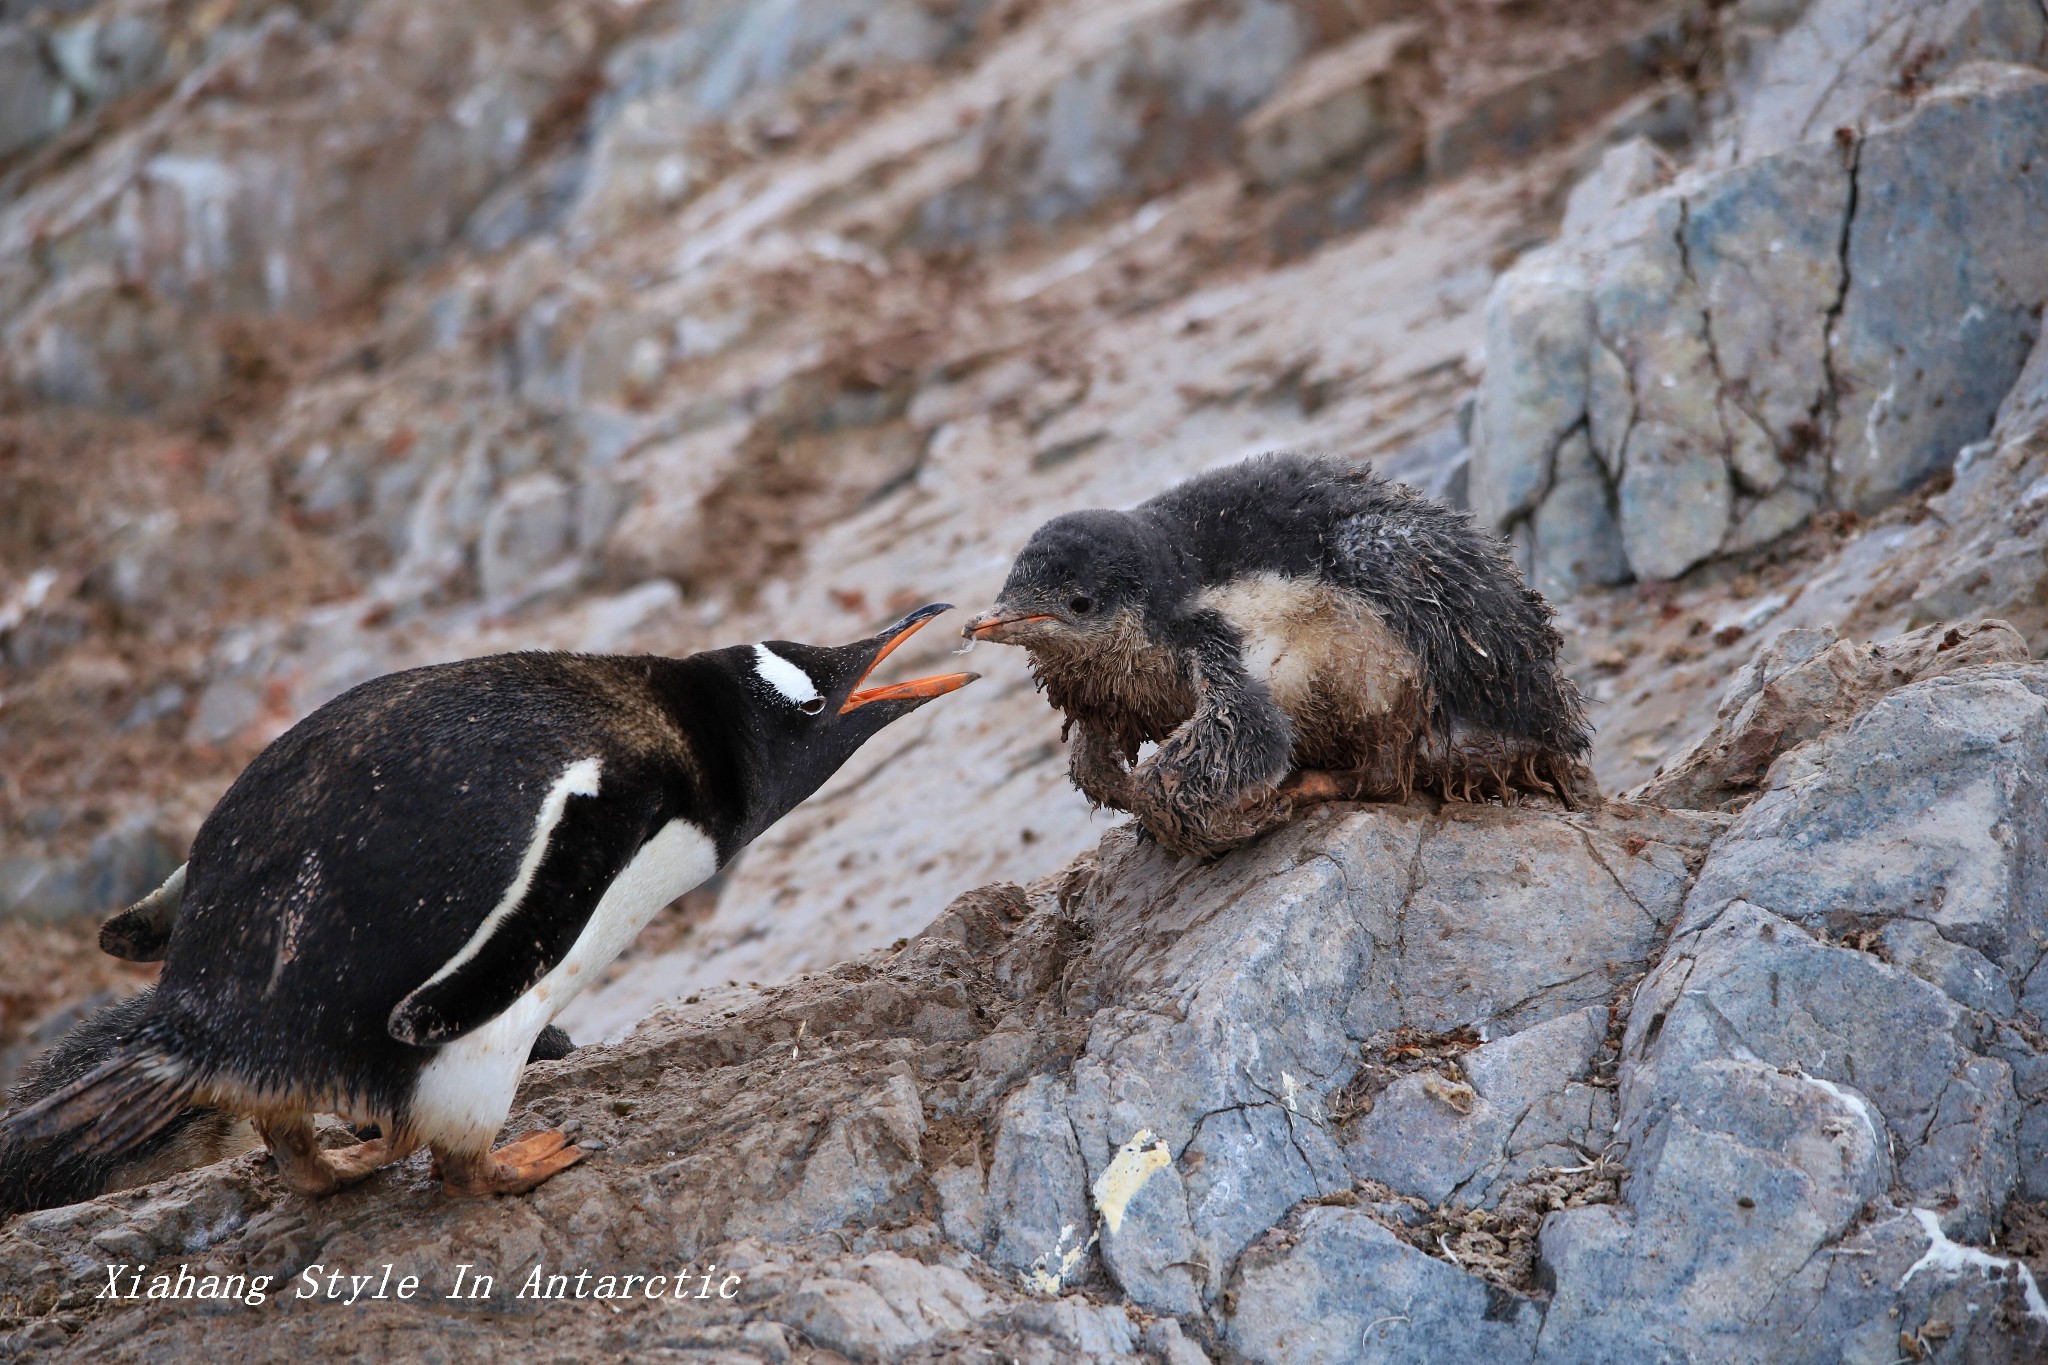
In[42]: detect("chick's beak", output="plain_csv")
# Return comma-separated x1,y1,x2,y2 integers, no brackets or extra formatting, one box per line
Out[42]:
962,605,1057,644
841,604,979,713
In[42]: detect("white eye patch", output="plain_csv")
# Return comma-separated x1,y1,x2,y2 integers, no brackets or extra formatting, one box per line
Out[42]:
752,644,823,710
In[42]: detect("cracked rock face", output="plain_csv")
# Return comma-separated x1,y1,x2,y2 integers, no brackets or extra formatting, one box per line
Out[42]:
10,641,2048,1360
1475,35,2048,587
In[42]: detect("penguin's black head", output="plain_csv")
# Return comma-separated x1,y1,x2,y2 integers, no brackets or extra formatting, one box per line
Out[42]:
725,603,977,839
962,509,1159,651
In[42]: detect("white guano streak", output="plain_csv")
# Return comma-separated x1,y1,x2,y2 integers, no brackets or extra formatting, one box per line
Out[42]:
415,756,603,991
1899,1207,2048,1325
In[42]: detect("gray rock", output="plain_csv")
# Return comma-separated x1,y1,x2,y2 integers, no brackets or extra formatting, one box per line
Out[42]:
1881,919,2018,1017
1634,619,2031,810
1832,67,2048,511
914,0,1324,247
784,1253,993,1363
4,273,225,415
1425,7,1694,181
0,812,181,921
985,1297,1143,1362
1539,1059,1896,1364
1142,1317,1213,1365
477,471,578,602
1226,1206,1544,1364
1178,1103,1322,1302
1559,137,1672,238
737,1070,928,1242
1910,535,2048,628
1675,139,1849,478
1353,805,1719,1039
1680,665,2048,986
2,1,613,414
1473,63,2048,586
980,800,1719,1322
45,13,166,106
1616,422,1732,581
0,26,67,162
1731,0,2048,161
1472,260,1591,532
1991,303,2048,442
1237,21,1428,190
986,1075,1093,1286
1624,901,2010,1236
1528,428,1629,598
1092,1128,1202,1315
1345,1006,1605,1205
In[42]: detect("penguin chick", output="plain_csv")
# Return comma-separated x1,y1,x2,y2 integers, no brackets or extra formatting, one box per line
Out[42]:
0,987,258,1217
963,453,1593,857
1,606,974,1200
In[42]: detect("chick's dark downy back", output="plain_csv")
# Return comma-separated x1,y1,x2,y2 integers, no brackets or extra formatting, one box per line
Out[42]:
1141,452,1590,757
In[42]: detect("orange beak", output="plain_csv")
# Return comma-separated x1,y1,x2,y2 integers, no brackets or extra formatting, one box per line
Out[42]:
841,608,979,713
962,608,1056,643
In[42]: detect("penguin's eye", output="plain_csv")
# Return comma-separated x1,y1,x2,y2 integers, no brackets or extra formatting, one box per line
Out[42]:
799,696,825,715
1069,595,1094,615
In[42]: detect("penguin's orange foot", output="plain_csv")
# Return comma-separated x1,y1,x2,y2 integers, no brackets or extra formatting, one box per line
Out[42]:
259,1116,414,1198
322,1135,411,1183
1272,769,1353,805
437,1130,588,1197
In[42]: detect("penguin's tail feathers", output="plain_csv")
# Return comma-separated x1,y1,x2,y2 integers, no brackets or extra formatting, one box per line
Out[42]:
1,1048,200,1163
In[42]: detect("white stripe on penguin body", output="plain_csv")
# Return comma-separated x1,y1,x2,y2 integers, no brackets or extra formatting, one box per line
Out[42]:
407,757,718,1153
412,757,603,995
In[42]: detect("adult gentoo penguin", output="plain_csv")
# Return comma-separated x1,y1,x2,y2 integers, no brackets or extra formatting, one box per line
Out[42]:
963,453,1594,858
3,605,974,1198
1,891,575,1216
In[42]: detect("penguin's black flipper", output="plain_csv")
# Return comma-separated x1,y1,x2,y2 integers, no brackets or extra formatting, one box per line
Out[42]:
1126,614,1295,858
387,783,664,1046
99,864,187,962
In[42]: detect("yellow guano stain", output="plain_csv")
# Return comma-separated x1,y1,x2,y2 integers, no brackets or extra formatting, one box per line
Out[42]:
1020,1223,1090,1297
1091,1128,1172,1235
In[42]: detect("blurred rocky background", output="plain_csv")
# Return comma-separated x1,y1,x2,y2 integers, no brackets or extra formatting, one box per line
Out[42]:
6,0,2048,1356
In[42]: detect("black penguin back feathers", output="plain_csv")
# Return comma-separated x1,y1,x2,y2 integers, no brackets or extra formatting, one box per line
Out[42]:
140,652,688,1119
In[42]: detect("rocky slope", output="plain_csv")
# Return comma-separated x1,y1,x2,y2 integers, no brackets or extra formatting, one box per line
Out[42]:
4,617,2046,1362
5,0,2048,1356
5,0,2046,1047
0,0,1721,1043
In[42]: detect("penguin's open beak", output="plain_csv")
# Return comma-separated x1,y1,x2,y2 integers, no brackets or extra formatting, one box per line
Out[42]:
841,603,979,713
962,606,1056,643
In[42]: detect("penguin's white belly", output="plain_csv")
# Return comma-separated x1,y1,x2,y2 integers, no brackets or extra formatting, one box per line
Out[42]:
1198,573,1419,717
406,817,718,1152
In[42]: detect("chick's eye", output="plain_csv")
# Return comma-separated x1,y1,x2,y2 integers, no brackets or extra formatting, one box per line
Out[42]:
800,697,825,715
1069,595,1094,614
